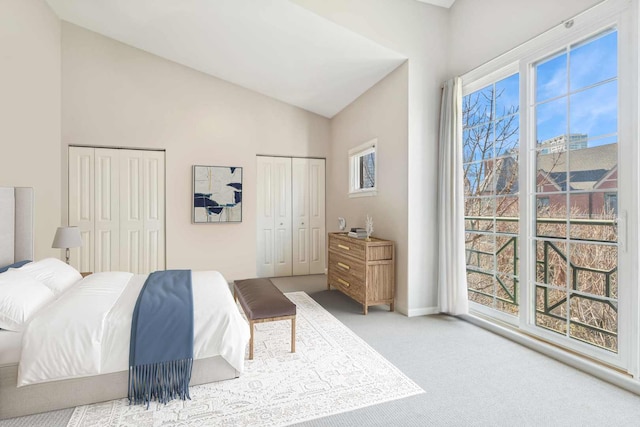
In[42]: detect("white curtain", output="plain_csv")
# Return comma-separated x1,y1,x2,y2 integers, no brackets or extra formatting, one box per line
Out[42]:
437,77,469,315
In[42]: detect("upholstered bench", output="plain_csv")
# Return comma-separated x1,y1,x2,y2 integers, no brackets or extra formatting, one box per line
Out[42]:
234,278,296,360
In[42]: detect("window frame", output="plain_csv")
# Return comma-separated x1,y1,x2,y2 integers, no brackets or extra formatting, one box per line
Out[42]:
348,139,377,198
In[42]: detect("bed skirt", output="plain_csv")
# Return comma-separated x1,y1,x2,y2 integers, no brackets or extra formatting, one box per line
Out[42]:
0,356,238,420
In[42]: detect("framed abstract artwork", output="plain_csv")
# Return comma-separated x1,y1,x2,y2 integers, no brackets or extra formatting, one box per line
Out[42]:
193,165,243,223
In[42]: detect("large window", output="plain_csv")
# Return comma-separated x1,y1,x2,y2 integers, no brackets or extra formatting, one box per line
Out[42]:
461,0,636,374
463,73,520,317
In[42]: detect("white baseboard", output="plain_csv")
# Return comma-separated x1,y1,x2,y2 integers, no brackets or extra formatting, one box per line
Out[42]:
406,306,440,317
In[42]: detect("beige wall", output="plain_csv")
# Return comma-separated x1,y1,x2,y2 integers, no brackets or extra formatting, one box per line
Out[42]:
295,0,450,315
328,62,408,309
448,0,604,76
0,0,61,261
61,23,330,281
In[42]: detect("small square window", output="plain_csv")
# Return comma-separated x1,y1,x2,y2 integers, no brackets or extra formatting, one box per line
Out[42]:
349,139,377,197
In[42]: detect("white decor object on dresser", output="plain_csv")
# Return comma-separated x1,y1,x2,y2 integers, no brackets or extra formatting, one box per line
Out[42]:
327,232,395,315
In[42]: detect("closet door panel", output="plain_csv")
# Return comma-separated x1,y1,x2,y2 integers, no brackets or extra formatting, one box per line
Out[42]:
119,150,144,273
256,156,292,277
94,149,119,272
68,147,94,273
273,157,292,277
292,158,310,275
256,157,275,277
143,151,165,272
308,159,326,274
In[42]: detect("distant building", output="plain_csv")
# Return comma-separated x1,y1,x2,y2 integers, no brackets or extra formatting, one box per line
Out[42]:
539,133,588,154
536,143,617,217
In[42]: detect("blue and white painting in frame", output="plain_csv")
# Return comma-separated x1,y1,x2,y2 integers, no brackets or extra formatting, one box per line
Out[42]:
193,165,242,223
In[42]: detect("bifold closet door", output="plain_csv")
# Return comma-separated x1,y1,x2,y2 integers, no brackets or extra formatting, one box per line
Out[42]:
119,149,165,273
292,158,326,275
69,147,165,274
256,156,292,277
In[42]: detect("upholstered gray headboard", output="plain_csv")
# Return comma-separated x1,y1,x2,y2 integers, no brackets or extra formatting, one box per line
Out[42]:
0,187,34,266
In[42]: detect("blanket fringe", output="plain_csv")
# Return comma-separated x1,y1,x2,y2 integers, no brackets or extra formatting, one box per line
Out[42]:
128,358,193,408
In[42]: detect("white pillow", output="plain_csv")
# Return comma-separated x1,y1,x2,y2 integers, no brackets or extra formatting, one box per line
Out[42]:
0,269,55,331
18,258,82,295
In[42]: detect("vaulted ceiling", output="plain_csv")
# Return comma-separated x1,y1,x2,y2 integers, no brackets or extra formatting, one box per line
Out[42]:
45,0,451,118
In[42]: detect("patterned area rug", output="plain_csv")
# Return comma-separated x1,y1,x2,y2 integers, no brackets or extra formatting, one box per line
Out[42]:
67,292,424,426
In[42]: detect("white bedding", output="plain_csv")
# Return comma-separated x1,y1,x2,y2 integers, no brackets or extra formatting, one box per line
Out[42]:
17,271,249,387
0,330,22,366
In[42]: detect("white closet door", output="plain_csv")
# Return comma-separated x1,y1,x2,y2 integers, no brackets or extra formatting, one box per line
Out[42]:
292,158,326,275
119,149,166,274
119,150,144,273
94,148,120,272
143,151,165,272
256,157,274,277
308,158,326,274
256,156,292,277
292,158,310,275
68,146,94,273
272,157,292,277
69,147,164,274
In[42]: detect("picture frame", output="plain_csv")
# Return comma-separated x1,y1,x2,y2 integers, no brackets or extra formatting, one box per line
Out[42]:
193,165,243,223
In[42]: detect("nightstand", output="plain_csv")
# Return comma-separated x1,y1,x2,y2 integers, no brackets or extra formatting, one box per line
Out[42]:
80,272,92,278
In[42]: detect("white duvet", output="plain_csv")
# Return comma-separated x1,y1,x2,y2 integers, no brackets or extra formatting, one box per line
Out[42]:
17,271,250,387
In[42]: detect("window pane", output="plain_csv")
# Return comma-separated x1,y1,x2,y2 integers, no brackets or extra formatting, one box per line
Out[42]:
495,74,519,119
536,240,568,287
570,30,617,91
536,149,567,192
570,243,617,298
358,152,375,189
570,80,617,139
536,52,567,103
537,194,567,239
463,85,494,126
466,232,495,272
464,161,494,196
569,295,617,352
495,116,519,156
536,98,567,143
465,197,494,232
536,285,568,335
463,123,493,163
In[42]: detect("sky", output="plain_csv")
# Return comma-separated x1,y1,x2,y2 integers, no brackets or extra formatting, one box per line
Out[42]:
463,29,618,156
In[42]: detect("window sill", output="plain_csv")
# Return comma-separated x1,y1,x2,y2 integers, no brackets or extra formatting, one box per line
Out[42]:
348,190,377,198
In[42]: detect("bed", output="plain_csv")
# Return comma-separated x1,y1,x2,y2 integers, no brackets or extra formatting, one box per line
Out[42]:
0,187,250,419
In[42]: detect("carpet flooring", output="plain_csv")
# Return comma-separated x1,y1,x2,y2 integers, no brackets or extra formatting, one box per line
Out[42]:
65,292,422,426
3,274,640,426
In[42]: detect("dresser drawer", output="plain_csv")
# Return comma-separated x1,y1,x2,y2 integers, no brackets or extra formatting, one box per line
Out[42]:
328,268,364,299
328,252,365,281
328,236,365,260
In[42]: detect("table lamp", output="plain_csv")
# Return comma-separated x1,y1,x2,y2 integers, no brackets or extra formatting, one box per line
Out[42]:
52,226,82,264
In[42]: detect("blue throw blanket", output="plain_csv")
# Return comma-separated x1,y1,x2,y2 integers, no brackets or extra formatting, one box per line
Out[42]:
128,270,194,407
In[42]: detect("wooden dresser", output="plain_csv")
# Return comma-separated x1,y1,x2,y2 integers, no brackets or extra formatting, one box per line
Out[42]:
327,232,395,315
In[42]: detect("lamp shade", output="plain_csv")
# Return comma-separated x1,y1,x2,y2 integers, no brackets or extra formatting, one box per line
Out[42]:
52,226,82,249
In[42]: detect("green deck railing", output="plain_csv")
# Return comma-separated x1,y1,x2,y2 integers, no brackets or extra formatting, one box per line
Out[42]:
464,217,617,339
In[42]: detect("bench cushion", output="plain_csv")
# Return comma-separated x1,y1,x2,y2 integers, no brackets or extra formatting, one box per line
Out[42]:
234,278,296,320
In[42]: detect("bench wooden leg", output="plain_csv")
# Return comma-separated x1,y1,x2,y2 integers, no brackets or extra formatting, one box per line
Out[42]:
291,317,296,354
249,320,254,360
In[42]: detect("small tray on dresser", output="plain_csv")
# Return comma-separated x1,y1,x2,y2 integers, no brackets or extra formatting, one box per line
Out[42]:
327,232,395,315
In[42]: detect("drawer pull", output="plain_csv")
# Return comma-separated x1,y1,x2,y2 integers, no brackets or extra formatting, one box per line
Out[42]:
337,278,350,287
338,244,350,251
337,262,350,270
